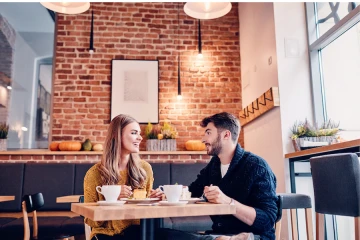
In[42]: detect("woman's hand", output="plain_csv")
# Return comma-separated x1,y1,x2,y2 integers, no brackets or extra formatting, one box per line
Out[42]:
149,188,164,198
119,185,133,199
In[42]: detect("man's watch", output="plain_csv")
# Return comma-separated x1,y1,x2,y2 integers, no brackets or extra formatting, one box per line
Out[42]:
229,198,235,205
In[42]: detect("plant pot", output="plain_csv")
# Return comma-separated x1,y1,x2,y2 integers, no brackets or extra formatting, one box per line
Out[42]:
0,139,7,151
296,136,336,150
292,139,301,152
146,139,177,151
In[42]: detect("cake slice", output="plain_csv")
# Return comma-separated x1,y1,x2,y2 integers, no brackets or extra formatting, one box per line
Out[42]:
133,189,147,199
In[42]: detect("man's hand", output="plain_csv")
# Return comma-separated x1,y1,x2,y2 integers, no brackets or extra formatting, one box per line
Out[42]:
149,188,163,198
119,185,132,198
204,185,231,204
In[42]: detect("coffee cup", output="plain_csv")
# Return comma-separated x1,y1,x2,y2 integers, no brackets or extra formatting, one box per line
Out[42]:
159,184,183,203
96,185,121,202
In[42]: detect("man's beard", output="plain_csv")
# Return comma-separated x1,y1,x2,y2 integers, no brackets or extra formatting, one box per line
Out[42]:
207,134,222,156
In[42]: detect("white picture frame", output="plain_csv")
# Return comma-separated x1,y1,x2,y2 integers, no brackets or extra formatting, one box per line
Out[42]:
111,59,159,123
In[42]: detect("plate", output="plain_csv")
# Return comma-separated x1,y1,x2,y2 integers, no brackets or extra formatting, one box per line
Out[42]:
158,201,188,206
120,198,160,204
180,198,201,204
96,200,126,206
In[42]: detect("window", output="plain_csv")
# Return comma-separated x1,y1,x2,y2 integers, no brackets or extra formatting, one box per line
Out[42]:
0,3,55,149
306,2,360,239
307,2,360,140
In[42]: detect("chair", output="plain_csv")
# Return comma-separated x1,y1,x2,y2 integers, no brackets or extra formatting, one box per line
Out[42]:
310,153,360,240
275,193,313,240
22,193,74,240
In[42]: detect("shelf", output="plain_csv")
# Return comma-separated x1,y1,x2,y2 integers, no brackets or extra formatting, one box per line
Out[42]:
0,150,207,155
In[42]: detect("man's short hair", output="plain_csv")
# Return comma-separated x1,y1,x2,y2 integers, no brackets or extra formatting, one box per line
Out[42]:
200,112,241,143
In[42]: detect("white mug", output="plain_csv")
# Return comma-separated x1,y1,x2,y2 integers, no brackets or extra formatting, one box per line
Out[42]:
96,185,121,202
159,184,183,203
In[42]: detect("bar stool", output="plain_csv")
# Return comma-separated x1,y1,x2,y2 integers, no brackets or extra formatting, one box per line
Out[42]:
275,193,313,240
310,153,360,240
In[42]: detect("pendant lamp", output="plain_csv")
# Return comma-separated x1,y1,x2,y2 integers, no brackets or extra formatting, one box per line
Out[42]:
40,2,90,15
89,11,95,54
177,3,182,101
198,19,202,58
184,2,232,20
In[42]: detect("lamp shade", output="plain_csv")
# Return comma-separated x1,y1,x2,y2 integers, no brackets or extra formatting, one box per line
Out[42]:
184,2,232,19
40,2,90,15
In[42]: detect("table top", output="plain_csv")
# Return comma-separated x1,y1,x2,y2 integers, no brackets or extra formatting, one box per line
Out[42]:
0,196,15,202
71,202,236,221
57,195,83,203
285,139,360,159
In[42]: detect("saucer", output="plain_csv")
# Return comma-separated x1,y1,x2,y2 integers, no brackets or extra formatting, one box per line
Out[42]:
180,198,201,204
97,200,126,206
120,198,160,204
158,201,188,206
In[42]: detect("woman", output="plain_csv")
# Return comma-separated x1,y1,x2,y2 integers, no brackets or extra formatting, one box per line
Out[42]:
84,114,162,240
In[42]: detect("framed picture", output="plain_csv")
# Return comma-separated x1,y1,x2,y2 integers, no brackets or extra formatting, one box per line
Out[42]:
111,59,159,123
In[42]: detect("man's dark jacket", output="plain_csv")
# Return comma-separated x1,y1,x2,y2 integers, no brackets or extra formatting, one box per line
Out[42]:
189,144,277,240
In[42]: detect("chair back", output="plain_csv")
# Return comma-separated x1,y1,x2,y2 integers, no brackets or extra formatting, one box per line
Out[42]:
23,193,44,213
310,153,360,216
275,193,313,240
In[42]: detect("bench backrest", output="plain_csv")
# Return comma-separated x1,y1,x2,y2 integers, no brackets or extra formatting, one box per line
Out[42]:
0,162,207,212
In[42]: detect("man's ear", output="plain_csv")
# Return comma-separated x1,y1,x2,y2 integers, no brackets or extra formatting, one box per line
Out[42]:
223,130,232,140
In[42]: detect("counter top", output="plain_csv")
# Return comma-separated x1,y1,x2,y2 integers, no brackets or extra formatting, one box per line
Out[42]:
285,139,360,159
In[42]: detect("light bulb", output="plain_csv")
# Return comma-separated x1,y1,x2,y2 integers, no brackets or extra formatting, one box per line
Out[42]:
198,53,203,58
89,49,94,54
21,127,28,132
7,86,12,90
177,95,182,100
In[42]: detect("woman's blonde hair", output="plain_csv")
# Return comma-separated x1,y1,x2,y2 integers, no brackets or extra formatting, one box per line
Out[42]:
99,114,146,188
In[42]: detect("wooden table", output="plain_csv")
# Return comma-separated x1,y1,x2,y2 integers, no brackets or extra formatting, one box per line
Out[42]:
56,195,83,203
0,196,15,202
72,202,236,240
285,139,360,193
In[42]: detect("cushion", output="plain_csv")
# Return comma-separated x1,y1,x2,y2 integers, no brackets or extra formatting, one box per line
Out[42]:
0,163,24,212
23,163,75,211
1,216,70,239
61,216,85,236
150,163,171,189
74,164,94,195
170,216,212,232
171,163,207,186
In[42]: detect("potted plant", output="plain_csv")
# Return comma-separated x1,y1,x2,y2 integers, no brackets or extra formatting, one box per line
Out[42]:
0,122,9,151
145,121,178,151
290,119,340,151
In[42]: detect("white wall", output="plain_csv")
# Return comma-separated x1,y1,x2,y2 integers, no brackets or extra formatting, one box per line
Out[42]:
239,2,314,239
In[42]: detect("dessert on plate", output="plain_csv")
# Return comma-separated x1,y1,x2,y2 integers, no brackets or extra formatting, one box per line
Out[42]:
133,189,147,199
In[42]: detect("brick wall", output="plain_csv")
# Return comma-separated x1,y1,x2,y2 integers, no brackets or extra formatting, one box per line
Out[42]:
53,2,243,150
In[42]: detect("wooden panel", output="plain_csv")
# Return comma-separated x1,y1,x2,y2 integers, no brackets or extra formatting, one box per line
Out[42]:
57,195,83,203
285,139,360,159
0,150,207,155
0,195,14,202
239,87,280,127
71,202,235,221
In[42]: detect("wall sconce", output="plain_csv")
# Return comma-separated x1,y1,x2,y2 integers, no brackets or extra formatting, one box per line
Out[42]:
40,2,90,15
198,19,202,58
184,2,232,19
89,10,95,54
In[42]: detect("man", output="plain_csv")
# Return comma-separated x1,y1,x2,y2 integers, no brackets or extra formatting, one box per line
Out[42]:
158,112,278,240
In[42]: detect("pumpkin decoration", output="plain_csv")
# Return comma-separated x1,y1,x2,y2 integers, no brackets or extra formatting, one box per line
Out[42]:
185,140,206,151
92,143,103,151
58,141,82,151
49,142,60,151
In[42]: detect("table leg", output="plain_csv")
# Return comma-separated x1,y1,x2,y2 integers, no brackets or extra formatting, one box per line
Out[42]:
140,219,147,240
147,218,154,240
290,160,296,193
